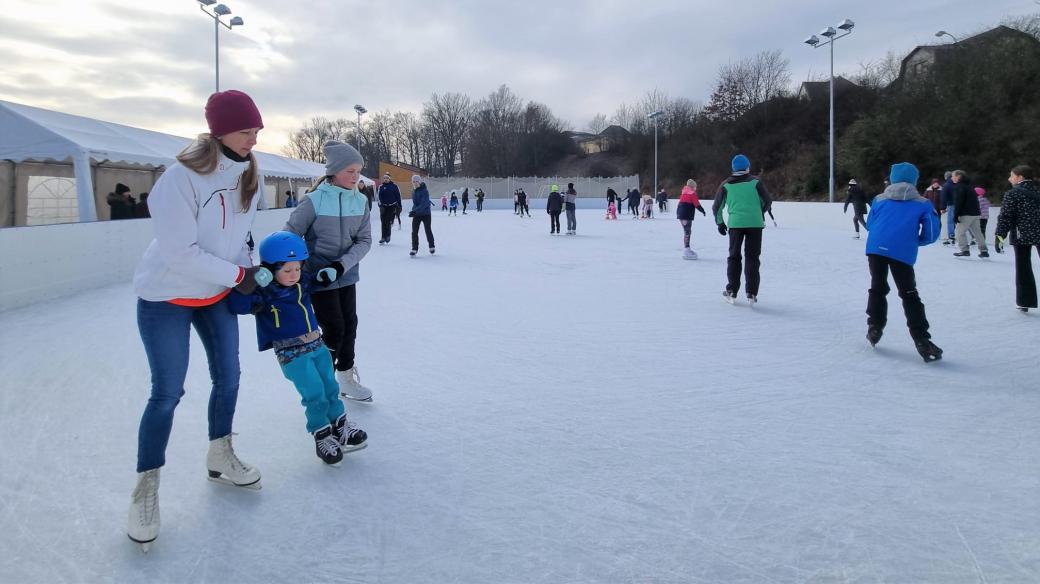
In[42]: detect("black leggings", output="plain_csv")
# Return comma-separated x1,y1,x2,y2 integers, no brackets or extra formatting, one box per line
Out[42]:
866,254,930,340
853,213,866,232
1014,244,1040,308
549,211,561,232
311,285,357,372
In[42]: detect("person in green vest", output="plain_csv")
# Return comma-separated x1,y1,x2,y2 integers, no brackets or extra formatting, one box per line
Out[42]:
712,154,773,305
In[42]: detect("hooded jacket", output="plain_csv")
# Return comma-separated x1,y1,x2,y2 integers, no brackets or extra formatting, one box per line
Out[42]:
995,180,1040,245
411,183,433,216
546,190,563,213
227,272,325,351
133,153,259,302
284,181,372,289
865,182,941,265
844,185,870,215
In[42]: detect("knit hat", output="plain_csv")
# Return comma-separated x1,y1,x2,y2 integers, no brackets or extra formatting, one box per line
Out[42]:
974,187,986,196
550,184,560,193
411,174,423,184
323,140,364,176
732,154,751,173
686,179,696,187
848,179,858,185
115,183,130,195
889,162,920,186
205,90,263,137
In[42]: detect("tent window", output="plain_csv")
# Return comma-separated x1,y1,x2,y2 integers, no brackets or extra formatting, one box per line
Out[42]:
27,176,78,226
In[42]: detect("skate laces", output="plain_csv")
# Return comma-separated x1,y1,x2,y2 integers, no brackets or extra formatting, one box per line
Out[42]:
318,435,341,455
132,470,159,522
219,435,252,474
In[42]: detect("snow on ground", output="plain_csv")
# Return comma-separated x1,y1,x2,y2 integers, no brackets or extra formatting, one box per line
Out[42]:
1,203,1038,583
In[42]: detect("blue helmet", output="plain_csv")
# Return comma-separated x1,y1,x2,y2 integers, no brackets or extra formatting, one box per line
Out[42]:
259,231,309,264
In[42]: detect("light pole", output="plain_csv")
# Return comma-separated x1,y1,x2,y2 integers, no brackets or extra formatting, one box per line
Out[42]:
197,1,244,93
804,18,855,204
648,110,663,199
934,30,959,44
353,104,367,152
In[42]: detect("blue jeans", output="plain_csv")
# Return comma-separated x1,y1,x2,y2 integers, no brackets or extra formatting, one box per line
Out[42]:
946,205,955,238
280,347,344,433
136,298,241,472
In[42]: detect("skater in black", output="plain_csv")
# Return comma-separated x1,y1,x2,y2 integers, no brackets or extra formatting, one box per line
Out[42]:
657,188,668,213
546,184,563,234
448,192,459,216
607,187,619,213
844,179,869,239
461,188,469,214
518,188,531,217
995,165,1040,311
626,188,641,217
409,175,435,256
713,155,772,304
377,173,402,245
864,162,943,362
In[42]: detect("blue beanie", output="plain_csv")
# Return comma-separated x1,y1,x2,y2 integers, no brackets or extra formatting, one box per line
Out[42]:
889,162,920,186
732,154,751,173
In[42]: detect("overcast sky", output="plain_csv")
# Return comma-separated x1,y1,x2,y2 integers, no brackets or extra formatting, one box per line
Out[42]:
0,0,1034,154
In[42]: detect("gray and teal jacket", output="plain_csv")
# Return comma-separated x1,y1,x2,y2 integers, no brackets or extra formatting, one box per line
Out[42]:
284,181,372,290
712,174,773,229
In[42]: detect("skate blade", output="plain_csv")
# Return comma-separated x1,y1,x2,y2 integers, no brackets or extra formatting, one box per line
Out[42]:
128,534,156,552
206,474,262,490
341,393,373,403
341,442,368,453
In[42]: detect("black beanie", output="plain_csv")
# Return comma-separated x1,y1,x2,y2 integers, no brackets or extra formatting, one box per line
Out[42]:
115,183,130,195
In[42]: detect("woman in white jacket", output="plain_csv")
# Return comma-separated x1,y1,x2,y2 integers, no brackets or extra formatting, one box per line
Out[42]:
127,90,267,550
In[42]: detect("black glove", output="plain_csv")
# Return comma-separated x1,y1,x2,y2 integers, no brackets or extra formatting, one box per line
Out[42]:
697,206,706,216
717,224,728,236
234,266,272,294
408,211,415,218
316,261,345,284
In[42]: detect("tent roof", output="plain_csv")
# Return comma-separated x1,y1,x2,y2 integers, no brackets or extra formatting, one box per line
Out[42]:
0,100,326,180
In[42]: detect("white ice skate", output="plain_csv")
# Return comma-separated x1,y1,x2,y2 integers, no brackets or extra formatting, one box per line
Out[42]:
682,248,698,260
206,434,262,490
747,294,758,306
722,290,736,305
127,468,160,552
337,367,373,402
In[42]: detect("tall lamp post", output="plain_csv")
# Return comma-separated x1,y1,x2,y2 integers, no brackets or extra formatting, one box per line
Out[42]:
197,0,244,93
648,110,663,199
353,104,367,152
934,30,959,44
804,18,854,204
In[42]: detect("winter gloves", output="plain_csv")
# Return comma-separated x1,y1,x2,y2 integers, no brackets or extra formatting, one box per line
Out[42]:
717,224,728,236
235,266,272,294
996,235,1006,253
316,261,345,285
697,205,706,216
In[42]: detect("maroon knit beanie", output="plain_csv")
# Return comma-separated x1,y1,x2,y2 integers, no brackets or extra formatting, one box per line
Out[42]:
205,90,264,137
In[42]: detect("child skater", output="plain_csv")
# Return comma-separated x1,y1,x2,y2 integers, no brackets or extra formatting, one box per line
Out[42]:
864,162,943,362
441,193,449,212
228,231,368,464
606,200,617,220
677,179,706,259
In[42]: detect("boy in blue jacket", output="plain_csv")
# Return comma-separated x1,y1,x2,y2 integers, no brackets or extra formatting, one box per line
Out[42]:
228,231,368,464
864,162,943,362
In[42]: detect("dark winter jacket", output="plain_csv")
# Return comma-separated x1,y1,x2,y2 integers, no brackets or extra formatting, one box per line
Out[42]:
546,191,563,213
712,174,773,229
656,191,668,204
462,189,469,203
995,179,1040,246
865,182,941,266
107,192,135,220
411,183,433,216
606,188,618,203
844,185,870,215
449,194,459,208
923,185,942,213
228,271,328,352
378,181,402,207
952,179,981,219
626,189,641,206
940,178,955,209
517,191,528,205
676,186,705,221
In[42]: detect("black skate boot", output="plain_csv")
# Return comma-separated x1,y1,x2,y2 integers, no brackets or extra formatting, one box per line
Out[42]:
914,339,943,363
332,414,368,453
312,425,343,464
866,326,884,347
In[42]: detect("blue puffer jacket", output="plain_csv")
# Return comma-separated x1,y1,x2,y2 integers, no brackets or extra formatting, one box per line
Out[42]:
227,274,323,352
378,181,402,207
284,181,371,290
411,183,432,216
865,182,941,265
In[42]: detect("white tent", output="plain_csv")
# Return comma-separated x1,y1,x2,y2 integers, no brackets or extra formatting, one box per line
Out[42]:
0,100,329,221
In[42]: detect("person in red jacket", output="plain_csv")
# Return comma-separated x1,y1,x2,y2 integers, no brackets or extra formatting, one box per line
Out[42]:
676,179,706,259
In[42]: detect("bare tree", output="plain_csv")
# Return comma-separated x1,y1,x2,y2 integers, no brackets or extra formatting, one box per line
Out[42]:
587,113,609,133
853,51,901,90
422,92,472,175
702,49,791,122
283,116,351,163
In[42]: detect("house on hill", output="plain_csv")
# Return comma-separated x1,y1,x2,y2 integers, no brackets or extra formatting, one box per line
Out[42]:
899,25,1040,83
797,76,864,102
565,125,631,155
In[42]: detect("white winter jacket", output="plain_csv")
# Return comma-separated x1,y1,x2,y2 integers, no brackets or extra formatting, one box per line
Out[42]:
133,153,259,302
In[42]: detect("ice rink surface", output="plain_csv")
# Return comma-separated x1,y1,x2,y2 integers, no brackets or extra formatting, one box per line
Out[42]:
1,202,1038,583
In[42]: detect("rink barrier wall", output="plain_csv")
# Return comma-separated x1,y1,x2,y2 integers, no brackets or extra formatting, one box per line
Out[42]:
0,209,294,312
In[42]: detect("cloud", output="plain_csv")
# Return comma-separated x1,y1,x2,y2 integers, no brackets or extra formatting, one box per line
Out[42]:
0,0,1034,152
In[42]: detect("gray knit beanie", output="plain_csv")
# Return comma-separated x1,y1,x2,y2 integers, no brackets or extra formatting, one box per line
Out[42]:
323,140,364,175
411,174,423,184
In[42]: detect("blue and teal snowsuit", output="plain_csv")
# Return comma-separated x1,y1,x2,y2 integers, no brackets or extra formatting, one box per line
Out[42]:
228,273,344,433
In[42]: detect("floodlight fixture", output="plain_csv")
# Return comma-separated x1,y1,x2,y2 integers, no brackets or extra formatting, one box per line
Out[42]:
837,19,855,31
820,26,837,38
230,16,243,26
805,35,820,46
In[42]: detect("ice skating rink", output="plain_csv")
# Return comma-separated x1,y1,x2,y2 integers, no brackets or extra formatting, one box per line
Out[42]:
1,203,1038,583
